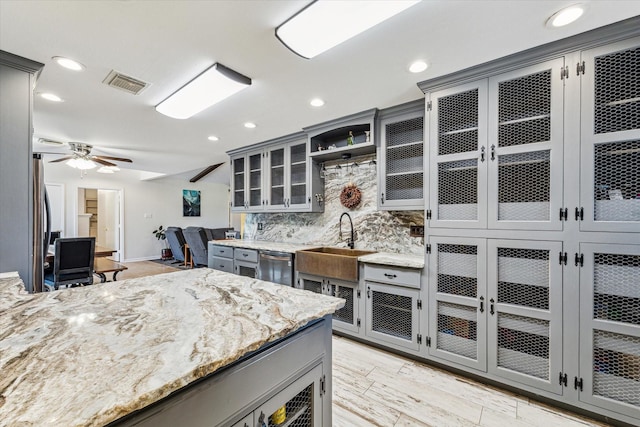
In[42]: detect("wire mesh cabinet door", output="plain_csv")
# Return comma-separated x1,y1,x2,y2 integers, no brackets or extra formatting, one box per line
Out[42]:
287,140,310,211
580,37,640,232
266,144,288,211
487,239,564,394
428,236,488,371
254,364,324,427
487,59,565,231
428,80,488,229
578,243,640,419
379,109,425,210
365,282,421,352
327,278,360,334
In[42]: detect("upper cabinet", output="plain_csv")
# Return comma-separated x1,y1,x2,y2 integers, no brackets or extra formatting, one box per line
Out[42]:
427,58,565,231
229,132,323,213
579,37,640,232
378,100,425,210
487,60,565,230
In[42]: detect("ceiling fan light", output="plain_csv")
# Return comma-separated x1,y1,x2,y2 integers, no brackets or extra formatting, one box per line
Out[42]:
97,166,119,174
67,157,96,170
156,63,251,120
276,0,420,59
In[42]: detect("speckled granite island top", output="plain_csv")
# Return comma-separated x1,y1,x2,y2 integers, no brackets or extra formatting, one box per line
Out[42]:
0,269,344,427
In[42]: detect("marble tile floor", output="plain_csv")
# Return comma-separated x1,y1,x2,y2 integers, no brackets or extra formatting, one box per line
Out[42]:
105,261,610,427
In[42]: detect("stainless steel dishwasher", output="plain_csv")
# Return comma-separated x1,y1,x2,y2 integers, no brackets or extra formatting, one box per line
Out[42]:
257,250,294,286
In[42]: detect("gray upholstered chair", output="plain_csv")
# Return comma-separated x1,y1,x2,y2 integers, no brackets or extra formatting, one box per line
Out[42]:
165,227,186,263
183,227,209,266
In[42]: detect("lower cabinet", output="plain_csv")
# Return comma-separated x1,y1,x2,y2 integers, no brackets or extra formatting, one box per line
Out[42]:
252,364,323,427
208,243,235,273
298,273,360,333
428,237,564,395
578,243,640,420
364,281,421,352
235,248,259,278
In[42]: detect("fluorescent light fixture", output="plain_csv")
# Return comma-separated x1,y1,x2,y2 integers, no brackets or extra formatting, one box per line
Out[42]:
39,93,64,102
276,0,420,59
547,4,584,27
244,122,256,129
409,60,428,73
208,135,220,141
66,158,96,170
156,63,251,119
310,98,325,107
52,56,85,71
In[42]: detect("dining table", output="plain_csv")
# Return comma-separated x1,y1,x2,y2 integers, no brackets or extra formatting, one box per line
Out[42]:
45,245,115,263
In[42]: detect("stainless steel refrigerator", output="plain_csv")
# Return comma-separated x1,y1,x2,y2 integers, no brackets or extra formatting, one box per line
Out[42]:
32,153,51,293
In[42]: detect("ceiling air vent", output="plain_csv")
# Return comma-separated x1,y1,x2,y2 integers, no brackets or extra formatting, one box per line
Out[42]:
102,70,149,95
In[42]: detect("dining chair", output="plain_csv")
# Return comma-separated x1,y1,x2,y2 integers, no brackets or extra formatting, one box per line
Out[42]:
44,237,96,291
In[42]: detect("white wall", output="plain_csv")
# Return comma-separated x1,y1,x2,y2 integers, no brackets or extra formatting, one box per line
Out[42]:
44,163,230,262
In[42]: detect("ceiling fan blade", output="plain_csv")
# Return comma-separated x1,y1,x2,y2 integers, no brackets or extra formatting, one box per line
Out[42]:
189,162,224,182
48,156,74,163
93,155,133,163
92,158,117,167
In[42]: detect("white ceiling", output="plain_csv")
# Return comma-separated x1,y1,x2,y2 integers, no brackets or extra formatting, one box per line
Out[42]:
2,1,640,184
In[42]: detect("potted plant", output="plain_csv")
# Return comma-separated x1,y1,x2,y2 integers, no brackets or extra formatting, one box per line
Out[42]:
152,225,173,260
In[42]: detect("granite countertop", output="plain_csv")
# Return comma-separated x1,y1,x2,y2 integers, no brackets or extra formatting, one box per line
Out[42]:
0,269,344,427
358,252,425,269
210,240,425,269
210,239,319,254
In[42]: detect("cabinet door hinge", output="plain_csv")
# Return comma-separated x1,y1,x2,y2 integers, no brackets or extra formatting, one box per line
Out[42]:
357,289,361,298
560,66,569,80
320,374,326,396
427,101,432,111
426,336,431,347
577,61,585,76
417,299,423,309
575,207,584,221
559,372,568,386
574,376,583,391
559,207,568,221
426,209,432,220
417,334,422,345
575,253,584,267
357,318,361,327
559,252,567,266
426,244,431,254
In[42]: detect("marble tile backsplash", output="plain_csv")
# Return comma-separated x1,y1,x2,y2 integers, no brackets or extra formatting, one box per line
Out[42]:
245,154,424,257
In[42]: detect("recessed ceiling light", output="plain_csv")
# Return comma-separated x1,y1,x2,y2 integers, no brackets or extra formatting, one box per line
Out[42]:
52,56,85,71
547,4,584,28
39,93,64,102
208,135,219,141
244,122,256,129
310,98,325,107
409,61,428,73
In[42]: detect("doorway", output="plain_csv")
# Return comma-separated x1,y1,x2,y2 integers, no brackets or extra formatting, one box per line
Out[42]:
77,187,123,261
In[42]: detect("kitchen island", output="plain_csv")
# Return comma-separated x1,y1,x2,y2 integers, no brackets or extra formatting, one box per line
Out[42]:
0,269,344,427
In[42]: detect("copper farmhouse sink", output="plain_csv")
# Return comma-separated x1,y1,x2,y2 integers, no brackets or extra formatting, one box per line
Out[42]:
296,247,376,282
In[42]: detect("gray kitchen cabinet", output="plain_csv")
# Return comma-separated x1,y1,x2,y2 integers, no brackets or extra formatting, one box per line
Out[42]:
579,37,640,232
253,363,324,427
297,273,361,334
208,243,234,273
578,243,640,419
231,149,264,212
363,264,422,353
234,248,258,278
229,132,323,213
377,100,425,210
428,237,487,371
427,58,565,231
428,237,564,395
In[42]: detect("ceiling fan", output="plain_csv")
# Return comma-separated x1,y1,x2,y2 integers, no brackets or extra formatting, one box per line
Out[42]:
47,142,133,170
